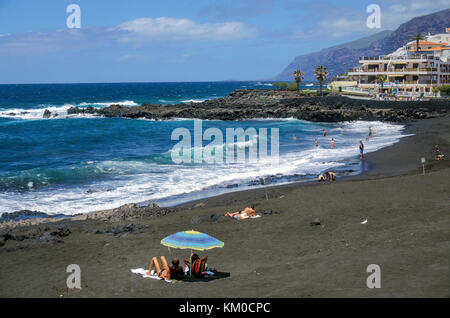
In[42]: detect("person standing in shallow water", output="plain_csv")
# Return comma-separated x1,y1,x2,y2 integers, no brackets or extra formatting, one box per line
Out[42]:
330,138,335,149
359,140,364,159
323,129,327,137
314,138,318,147
366,127,372,141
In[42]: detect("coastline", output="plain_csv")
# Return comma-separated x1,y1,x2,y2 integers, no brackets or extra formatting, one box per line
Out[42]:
176,115,450,209
0,115,448,227
2,3,450,301
0,116,411,224
0,115,449,297
65,91,450,122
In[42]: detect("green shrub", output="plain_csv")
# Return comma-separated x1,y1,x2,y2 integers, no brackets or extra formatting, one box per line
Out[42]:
287,82,298,91
439,85,450,94
272,82,288,90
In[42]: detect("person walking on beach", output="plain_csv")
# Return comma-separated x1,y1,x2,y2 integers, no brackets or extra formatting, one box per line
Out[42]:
330,138,335,149
435,145,444,160
359,140,364,159
314,138,318,147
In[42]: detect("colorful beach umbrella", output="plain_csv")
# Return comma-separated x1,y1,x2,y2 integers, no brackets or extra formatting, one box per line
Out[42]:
161,230,224,251
160,230,224,276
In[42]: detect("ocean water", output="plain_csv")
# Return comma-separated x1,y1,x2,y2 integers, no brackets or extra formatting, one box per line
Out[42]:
0,82,407,215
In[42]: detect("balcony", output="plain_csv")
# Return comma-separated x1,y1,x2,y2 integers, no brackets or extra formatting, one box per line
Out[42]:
348,67,438,74
358,54,438,61
399,80,438,85
342,85,437,97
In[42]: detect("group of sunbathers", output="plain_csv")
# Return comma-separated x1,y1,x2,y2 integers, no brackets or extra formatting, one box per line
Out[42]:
317,171,336,182
147,253,209,281
146,205,261,282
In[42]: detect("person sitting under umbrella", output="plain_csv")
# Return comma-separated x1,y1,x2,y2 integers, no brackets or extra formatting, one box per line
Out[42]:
147,256,184,280
184,253,208,278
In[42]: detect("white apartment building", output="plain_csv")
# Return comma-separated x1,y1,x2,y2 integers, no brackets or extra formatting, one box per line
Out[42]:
347,28,450,97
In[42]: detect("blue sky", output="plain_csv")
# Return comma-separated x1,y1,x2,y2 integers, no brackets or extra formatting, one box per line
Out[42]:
0,0,449,83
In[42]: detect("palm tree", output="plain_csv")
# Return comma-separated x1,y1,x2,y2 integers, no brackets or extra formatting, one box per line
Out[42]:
410,33,424,52
292,69,304,91
314,65,329,96
432,86,440,97
376,74,387,91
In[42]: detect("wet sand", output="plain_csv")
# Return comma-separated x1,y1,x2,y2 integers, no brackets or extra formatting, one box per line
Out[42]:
0,116,449,298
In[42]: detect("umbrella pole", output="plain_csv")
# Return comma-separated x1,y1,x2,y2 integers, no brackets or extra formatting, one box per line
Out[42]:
190,249,192,276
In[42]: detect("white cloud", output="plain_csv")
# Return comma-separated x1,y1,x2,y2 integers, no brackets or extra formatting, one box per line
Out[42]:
289,0,450,41
379,0,450,30
0,17,256,56
112,17,256,42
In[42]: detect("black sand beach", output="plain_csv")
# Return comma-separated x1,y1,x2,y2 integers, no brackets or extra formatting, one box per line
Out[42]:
0,115,449,298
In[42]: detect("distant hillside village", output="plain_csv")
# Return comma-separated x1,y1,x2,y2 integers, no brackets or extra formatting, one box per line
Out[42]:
330,28,450,99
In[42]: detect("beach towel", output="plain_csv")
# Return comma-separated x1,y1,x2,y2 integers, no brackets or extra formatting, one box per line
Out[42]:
131,268,172,282
233,213,261,220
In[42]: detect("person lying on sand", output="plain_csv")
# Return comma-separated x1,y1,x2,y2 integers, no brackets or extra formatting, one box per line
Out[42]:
147,256,184,280
326,171,336,182
184,254,208,278
318,173,326,182
225,204,257,219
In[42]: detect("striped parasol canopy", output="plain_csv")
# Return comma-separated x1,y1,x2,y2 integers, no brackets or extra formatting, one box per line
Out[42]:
160,230,224,251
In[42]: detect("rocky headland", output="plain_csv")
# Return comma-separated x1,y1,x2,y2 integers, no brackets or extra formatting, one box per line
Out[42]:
64,90,450,122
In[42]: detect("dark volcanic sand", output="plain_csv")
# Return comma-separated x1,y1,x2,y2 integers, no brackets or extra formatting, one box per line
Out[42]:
0,116,449,298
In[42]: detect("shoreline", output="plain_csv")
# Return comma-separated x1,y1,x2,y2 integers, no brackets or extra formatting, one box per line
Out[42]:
1,117,410,225
0,115,447,227
177,115,449,210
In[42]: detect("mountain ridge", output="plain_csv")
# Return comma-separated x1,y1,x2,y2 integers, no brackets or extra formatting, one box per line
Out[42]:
271,8,450,81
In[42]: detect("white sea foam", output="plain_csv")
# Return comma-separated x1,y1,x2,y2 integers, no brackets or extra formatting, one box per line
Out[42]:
0,100,138,120
256,82,273,86
181,99,206,103
0,120,409,216
78,100,138,107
